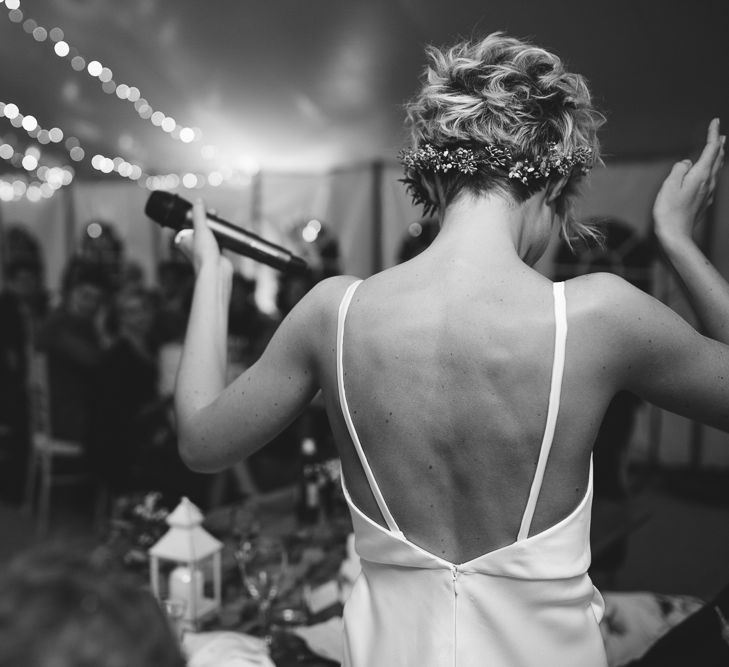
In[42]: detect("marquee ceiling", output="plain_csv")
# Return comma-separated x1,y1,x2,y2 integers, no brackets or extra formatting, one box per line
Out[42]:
1,0,727,188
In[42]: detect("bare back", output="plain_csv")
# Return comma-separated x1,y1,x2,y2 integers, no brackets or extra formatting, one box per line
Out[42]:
317,256,617,564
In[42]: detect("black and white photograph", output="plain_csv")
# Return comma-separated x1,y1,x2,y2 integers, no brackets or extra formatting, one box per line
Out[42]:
0,1,728,666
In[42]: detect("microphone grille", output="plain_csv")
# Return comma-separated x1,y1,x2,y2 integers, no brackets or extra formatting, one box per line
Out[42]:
144,191,192,231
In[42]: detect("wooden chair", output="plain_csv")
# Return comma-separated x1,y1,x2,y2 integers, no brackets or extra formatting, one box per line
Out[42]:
23,352,90,535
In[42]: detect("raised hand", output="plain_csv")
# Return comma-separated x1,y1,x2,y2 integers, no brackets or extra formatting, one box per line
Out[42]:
653,118,725,245
174,198,233,277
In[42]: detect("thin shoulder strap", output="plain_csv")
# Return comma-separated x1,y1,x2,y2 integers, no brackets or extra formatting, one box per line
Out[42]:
517,281,568,541
336,280,402,534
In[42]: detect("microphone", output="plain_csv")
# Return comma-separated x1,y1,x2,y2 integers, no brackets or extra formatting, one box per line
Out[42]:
144,190,308,274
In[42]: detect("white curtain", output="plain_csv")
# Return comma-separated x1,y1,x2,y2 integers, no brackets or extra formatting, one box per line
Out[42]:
0,190,67,297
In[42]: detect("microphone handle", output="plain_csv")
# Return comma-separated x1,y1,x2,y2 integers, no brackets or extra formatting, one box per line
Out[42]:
205,213,307,273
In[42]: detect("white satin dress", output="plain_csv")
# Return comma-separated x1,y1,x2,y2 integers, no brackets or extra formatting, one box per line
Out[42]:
335,280,608,667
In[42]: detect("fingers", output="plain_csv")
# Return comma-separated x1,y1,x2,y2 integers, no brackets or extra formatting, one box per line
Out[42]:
707,116,721,144
691,118,722,179
710,135,726,183
174,228,194,262
666,159,692,186
192,197,207,235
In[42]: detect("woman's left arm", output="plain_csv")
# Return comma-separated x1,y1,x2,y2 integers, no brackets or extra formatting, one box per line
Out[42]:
173,200,321,472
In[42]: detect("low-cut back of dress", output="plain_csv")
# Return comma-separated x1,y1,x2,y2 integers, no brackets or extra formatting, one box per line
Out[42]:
336,280,608,667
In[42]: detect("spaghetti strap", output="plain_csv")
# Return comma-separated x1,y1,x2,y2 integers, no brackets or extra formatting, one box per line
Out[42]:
517,281,568,541
337,280,402,535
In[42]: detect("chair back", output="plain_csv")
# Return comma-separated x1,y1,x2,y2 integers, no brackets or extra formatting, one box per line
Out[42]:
27,352,52,439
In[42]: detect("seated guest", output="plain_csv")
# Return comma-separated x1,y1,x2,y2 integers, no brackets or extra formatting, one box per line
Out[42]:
37,260,109,446
90,287,162,493
0,259,44,504
152,259,195,346
91,286,208,506
0,545,185,667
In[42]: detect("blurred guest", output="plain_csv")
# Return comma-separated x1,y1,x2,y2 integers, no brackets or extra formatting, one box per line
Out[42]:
37,260,108,447
119,259,147,292
91,286,209,506
153,259,194,345
0,544,185,667
79,220,124,291
0,259,45,504
228,272,277,367
397,217,440,263
90,287,161,493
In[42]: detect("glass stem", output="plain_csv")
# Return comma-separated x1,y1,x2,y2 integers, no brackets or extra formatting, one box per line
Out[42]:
259,599,273,645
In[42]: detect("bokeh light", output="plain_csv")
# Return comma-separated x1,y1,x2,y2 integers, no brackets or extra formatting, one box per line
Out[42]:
87,60,102,77
86,222,103,239
21,115,37,131
3,103,19,119
22,155,38,171
54,41,70,57
69,146,85,161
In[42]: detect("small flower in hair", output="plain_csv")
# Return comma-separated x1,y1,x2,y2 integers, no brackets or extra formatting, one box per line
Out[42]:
399,142,594,215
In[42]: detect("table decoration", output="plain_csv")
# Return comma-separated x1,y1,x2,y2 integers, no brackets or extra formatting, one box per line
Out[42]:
149,496,223,630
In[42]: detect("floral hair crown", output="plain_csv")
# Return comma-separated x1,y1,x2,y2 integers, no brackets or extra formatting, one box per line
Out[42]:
398,142,594,215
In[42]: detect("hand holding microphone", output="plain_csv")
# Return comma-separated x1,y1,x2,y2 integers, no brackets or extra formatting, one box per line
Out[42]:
174,198,232,275
145,190,309,274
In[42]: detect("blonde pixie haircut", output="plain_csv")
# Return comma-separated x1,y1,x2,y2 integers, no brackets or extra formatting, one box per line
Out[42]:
404,32,604,245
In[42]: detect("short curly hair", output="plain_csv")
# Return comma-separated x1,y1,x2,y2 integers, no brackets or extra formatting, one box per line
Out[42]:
403,32,604,245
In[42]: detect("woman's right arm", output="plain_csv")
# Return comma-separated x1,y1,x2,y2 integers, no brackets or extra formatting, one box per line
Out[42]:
653,118,727,341
587,120,729,432
570,121,729,432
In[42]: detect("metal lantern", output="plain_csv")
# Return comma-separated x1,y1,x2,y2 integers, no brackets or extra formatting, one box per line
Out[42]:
149,496,222,630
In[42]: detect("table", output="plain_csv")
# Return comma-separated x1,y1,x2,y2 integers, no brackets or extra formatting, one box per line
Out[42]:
106,482,653,665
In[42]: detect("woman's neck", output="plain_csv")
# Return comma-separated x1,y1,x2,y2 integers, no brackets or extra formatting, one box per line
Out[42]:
430,190,552,269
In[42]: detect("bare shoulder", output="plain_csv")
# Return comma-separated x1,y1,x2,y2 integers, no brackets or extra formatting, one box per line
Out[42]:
297,275,362,320
564,271,674,342
564,271,651,316
306,274,363,303
562,272,686,371
281,275,363,346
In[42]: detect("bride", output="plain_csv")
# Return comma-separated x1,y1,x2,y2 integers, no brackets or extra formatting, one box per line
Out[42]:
174,33,725,667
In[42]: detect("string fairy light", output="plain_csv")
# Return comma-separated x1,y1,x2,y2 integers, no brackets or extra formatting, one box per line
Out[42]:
0,137,75,202
1,1,204,152
0,100,83,159
0,1,261,197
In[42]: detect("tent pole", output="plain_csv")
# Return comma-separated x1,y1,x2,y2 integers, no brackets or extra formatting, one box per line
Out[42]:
64,183,76,264
371,160,383,275
251,170,262,223
0,199,5,291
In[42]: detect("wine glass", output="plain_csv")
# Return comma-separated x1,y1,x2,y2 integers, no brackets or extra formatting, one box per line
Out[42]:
234,535,288,645
160,598,187,645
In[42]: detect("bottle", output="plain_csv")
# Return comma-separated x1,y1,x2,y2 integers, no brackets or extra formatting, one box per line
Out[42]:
298,438,320,526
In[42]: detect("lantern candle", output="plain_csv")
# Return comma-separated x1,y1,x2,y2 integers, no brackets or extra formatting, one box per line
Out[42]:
168,565,204,617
